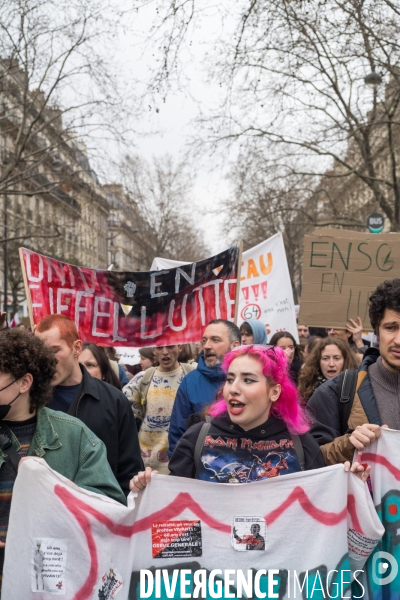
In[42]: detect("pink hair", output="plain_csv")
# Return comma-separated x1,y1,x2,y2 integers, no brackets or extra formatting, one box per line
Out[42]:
209,345,310,434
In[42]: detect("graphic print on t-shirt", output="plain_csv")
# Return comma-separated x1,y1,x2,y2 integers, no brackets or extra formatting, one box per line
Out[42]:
198,435,301,484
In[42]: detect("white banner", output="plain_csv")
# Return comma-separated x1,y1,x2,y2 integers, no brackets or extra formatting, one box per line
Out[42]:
3,459,383,599
151,233,298,342
115,347,141,365
356,428,400,599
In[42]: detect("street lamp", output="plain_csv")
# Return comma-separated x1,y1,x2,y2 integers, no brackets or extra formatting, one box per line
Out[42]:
364,72,382,89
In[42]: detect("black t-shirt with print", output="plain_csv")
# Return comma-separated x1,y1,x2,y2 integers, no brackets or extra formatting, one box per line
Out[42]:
169,414,325,482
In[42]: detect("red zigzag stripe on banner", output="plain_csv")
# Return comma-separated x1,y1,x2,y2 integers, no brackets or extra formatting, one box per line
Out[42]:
361,452,400,480
54,485,359,600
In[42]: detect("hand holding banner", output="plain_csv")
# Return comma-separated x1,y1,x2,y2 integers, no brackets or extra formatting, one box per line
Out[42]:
3,459,384,599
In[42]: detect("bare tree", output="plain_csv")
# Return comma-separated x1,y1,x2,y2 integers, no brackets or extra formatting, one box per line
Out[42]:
225,155,318,302
138,0,400,231
120,154,207,268
225,149,378,302
0,0,132,311
0,0,130,197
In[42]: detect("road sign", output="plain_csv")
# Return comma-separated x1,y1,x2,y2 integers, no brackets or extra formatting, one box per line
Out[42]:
367,213,384,233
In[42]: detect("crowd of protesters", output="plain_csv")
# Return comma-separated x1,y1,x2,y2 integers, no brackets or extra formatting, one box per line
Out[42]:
0,278,399,583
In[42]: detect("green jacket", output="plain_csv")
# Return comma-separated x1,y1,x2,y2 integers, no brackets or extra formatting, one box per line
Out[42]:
0,406,126,505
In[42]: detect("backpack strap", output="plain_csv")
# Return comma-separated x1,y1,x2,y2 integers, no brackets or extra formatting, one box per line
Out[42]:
180,363,194,376
0,424,21,473
194,422,211,478
339,369,358,435
139,363,193,407
291,434,305,471
139,367,157,407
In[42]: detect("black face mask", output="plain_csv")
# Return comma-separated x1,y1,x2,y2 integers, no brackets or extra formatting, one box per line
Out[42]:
0,393,20,421
0,379,20,421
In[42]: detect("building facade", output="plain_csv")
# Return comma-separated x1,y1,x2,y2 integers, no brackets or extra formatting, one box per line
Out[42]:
0,58,140,317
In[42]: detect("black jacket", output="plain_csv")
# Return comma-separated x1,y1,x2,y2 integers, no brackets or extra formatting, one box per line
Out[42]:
67,365,143,495
308,348,381,448
169,413,325,482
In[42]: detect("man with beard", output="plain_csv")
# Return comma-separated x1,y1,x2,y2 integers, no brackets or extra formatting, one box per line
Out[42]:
309,279,400,464
168,319,240,456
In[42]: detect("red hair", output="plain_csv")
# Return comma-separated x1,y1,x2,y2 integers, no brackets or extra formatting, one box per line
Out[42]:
36,314,80,348
209,345,310,434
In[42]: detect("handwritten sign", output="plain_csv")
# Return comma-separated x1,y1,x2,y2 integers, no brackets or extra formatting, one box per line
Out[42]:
152,233,298,341
299,229,400,329
20,246,240,347
239,233,298,341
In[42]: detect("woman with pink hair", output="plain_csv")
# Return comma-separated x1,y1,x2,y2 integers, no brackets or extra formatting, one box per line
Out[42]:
131,345,368,489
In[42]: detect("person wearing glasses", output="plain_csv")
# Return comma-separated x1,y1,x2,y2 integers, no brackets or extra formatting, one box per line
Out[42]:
131,344,368,491
78,343,122,390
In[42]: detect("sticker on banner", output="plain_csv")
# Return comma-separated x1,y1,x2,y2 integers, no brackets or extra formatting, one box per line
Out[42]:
92,567,123,599
347,528,380,559
232,517,266,551
151,520,202,558
31,538,68,594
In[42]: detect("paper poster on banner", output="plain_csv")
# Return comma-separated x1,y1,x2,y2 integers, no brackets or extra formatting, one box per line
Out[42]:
231,517,266,551
151,520,202,558
31,538,68,594
19,245,240,348
152,233,298,341
92,567,124,598
347,529,381,561
3,458,384,600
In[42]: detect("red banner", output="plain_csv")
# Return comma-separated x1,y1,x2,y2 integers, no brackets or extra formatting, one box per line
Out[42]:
20,246,240,347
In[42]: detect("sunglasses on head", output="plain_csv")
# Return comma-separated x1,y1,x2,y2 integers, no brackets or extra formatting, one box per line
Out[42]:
230,344,275,352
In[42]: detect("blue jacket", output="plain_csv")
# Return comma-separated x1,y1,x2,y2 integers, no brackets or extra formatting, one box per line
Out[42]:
118,363,129,387
168,355,226,456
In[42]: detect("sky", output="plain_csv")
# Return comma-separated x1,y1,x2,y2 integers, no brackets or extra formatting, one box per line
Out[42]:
112,2,235,255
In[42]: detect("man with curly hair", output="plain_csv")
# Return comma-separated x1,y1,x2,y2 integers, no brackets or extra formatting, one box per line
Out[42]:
309,278,400,465
0,328,126,580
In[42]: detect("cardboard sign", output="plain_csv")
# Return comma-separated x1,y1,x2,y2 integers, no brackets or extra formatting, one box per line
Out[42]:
152,233,298,341
20,245,240,347
299,228,400,329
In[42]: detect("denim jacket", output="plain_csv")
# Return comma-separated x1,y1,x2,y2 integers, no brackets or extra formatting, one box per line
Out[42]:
0,406,126,505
